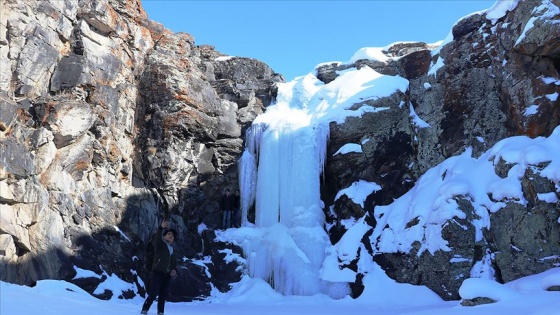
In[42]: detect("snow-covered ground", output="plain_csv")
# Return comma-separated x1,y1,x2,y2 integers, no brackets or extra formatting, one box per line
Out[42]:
3,269,560,315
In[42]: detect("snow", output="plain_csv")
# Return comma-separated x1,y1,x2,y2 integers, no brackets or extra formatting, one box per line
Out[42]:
115,225,131,242
215,56,235,61
427,30,453,77
409,103,430,128
485,0,519,24
428,54,446,77
516,15,537,46
347,46,390,64
92,270,139,300
4,267,560,314
538,192,559,203
542,76,560,85
73,266,103,279
459,278,522,301
547,92,559,102
524,104,539,116
333,143,362,156
335,180,381,208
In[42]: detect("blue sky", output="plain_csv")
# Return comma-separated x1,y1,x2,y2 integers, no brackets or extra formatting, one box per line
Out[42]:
142,1,496,81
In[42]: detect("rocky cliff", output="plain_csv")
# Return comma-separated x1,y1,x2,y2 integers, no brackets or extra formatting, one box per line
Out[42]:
0,0,281,300
320,0,560,300
0,0,559,302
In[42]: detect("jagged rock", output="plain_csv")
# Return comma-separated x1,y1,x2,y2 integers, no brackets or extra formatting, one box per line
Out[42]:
201,230,244,293
35,100,95,148
325,90,415,212
397,49,433,79
452,13,485,40
460,297,496,306
0,138,36,177
316,42,435,84
0,93,19,132
374,197,480,300
488,201,560,283
170,262,212,301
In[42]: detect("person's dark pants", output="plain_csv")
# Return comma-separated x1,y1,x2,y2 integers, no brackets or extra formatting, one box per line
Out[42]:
142,271,171,314
233,208,240,227
222,210,232,228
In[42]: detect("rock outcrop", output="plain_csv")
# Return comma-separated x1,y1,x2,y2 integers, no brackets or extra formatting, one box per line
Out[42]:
321,0,560,300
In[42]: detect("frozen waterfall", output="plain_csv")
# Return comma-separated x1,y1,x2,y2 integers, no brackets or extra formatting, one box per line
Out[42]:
237,85,347,297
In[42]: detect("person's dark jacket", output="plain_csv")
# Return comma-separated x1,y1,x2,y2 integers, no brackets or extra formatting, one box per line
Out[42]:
221,194,236,211
233,193,240,211
151,226,177,274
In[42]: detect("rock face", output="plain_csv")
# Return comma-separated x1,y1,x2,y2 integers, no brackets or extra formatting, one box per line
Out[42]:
0,0,281,300
320,0,560,300
0,0,559,303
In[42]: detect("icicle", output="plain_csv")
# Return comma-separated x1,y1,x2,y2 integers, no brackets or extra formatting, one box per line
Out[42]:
315,122,331,184
254,126,281,227
238,150,257,227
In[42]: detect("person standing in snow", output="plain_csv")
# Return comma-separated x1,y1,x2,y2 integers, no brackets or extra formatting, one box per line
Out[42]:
232,189,241,227
141,219,178,315
220,189,235,229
